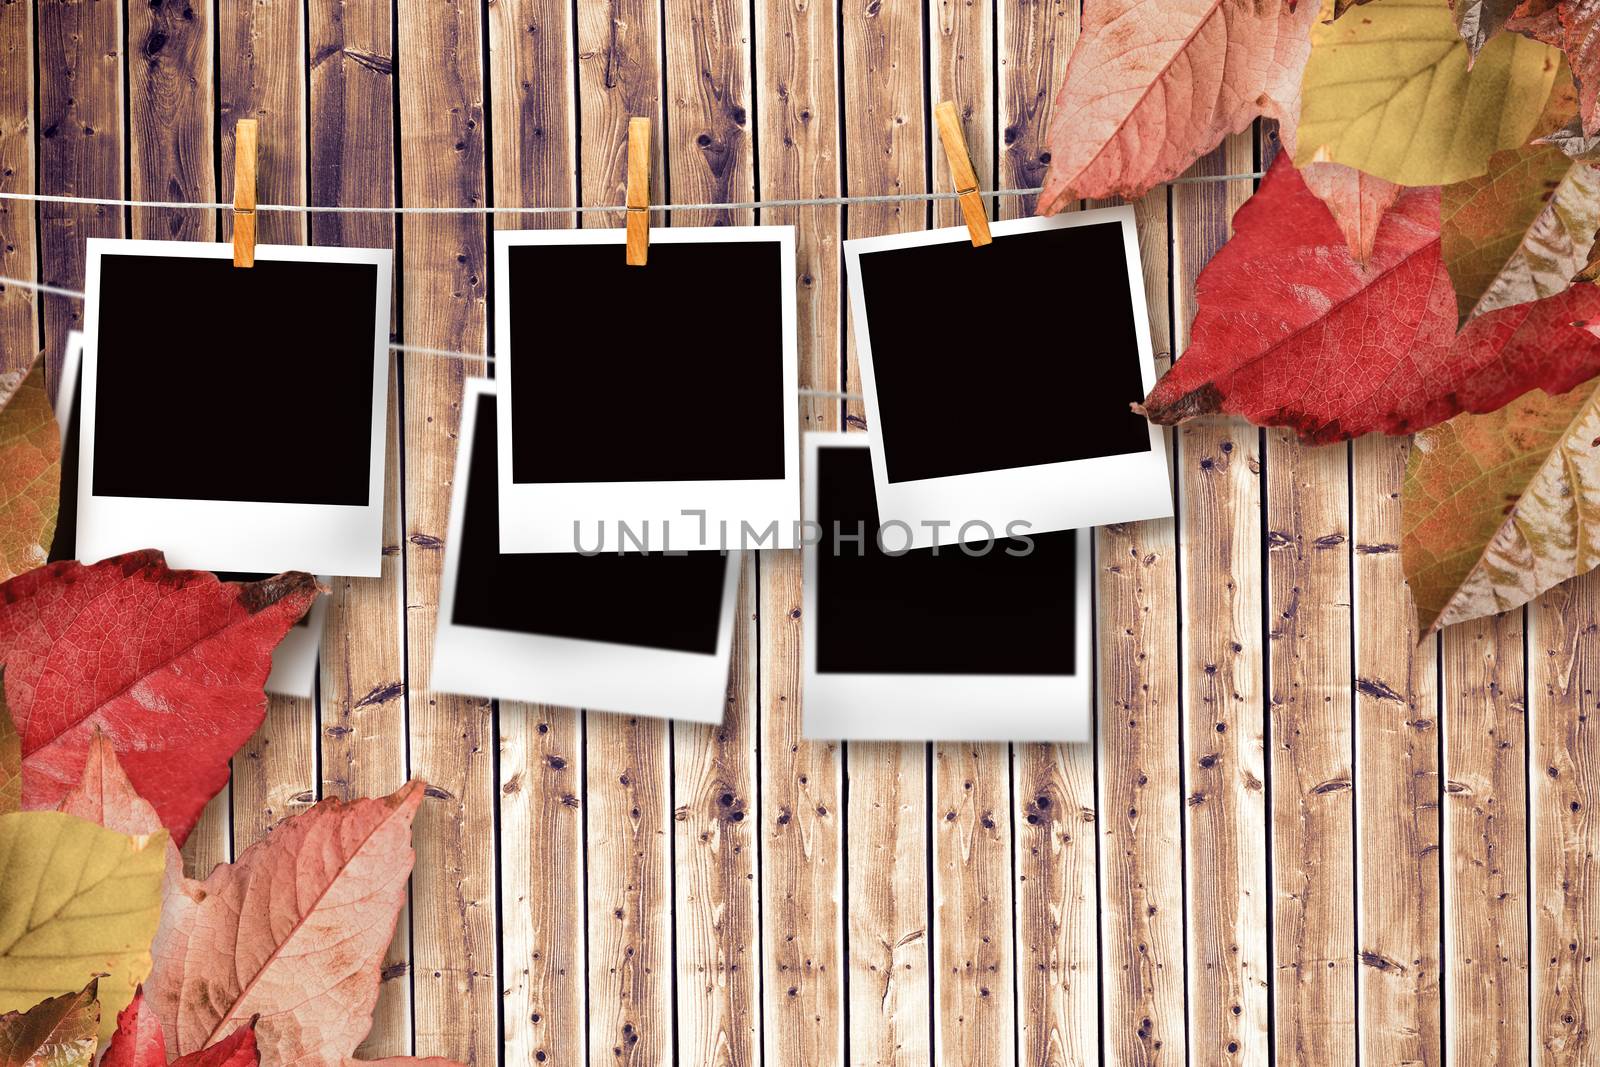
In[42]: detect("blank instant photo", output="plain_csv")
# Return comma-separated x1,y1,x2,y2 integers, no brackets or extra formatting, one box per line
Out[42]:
53,331,327,698
494,227,800,553
802,433,1091,742
78,239,392,576
434,378,741,724
843,208,1171,549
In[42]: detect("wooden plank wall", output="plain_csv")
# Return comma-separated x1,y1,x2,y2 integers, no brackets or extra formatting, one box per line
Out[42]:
6,0,1599,1063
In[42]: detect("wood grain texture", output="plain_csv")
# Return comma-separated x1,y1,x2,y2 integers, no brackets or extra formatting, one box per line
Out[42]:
840,0,932,1061
1172,133,1270,1067
998,0,1071,219
1263,418,1356,1067
395,0,497,1061
996,8,1099,1064
306,0,409,1050
933,743,1014,1067
36,0,120,395
924,12,1009,1064
1352,434,1442,1066
573,0,670,1063
126,0,211,244
658,4,761,1062
0,0,35,381
1095,186,1183,1067
487,0,584,1061
1441,612,1528,1066
752,0,845,1056
1530,573,1600,1066
674,557,760,1067
215,0,316,869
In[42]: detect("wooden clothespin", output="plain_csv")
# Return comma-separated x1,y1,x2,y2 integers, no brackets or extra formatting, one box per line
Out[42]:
232,119,259,268
625,117,651,266
933,101,991,247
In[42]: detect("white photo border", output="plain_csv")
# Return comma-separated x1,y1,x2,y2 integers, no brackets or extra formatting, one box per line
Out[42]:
801,432,1092,742
77,239,392,577
843,208,1172,549
493,225,801,553
57,331,82,449
434,378,741,725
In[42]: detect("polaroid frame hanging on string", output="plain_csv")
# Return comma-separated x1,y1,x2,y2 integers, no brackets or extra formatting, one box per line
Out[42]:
843,207,1172,549
492,225,801,554
802,432,1092,742
434,378,741,723
76,238,392,576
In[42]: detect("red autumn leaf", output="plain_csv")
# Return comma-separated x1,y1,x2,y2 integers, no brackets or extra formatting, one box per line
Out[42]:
1139,154,1600,442
104,991,258,1067
102,990,166,1067
145,781,460,1067
0,552,318,845
1036,0,1317,210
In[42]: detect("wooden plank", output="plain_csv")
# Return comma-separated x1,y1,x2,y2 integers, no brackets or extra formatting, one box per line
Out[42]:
1094,186,1184,1067
1263,428,1355,1067
394,0,497,1060
306,0,410,1052
840,0,931,1062
1441,611,1528,1065
0,0,34,379
35,0,121,392
1171,137,1269,1066
673,559,760,1067
1351,434,1442,1064
933,743,1014,1067
1011,741,1098,1067
1530,573,1600,1065
486,0,584,1062
752,0,845,1056
656,4,761,1062
216,0,316,860
573,0,670,1063
995,7,1100,1065
924,15,1011,1067
127,0,211,246
997,0,1071,220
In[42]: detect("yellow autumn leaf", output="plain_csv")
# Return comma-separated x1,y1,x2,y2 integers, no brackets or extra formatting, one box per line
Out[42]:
1299,0,1561,186
0,811,166,1047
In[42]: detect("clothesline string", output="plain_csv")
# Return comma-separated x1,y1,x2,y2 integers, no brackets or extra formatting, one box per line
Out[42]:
0,169,1266,376
0,171,1262,214
0,272,859,400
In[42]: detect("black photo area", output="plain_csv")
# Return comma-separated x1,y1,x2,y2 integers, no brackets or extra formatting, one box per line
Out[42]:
815,446,1076,675
856,221,1151,483
454,396,728,654
505,241,787,484
92,254,378,505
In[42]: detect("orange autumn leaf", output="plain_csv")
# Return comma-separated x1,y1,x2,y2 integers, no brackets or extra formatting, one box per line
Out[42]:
0,356,60,584
144,781,460,1067
1300,161,1401,266
1036,0,1317,210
